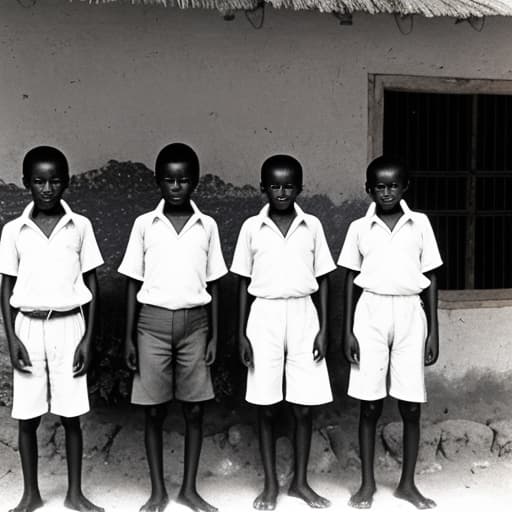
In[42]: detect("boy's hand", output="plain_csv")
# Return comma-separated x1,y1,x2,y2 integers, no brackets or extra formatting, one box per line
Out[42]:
125,338,138,372
313,330,327,362
205,338,217,366
73,337,92,377
344,331,360,365
10,336,32,373
239,334,254,368
424,332,439,366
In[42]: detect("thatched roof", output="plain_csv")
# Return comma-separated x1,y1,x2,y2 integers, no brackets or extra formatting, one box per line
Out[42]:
84,0,512,17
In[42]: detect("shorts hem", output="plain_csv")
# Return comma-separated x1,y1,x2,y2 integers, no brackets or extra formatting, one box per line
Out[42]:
389,392,427,404
176,393,215,403
51,407,90,418
131,396,173,406
12,407,49,420
245,396,283,406
347,391,387,402
285,397,333,406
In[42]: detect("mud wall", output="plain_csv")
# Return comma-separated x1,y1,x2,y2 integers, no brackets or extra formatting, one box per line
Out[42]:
2,2,512,201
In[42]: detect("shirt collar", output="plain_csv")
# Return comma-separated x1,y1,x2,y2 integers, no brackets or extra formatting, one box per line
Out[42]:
20,199,75,230
152,199,205,227
366,199,413,225
257,202,310,230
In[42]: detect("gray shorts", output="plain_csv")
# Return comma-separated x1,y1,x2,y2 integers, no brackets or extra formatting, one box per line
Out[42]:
132,304,214,405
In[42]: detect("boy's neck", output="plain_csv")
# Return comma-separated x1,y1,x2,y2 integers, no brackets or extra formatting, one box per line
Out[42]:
375,202,404,231
31,203,65,219
268,203,297,237
163,199,194,217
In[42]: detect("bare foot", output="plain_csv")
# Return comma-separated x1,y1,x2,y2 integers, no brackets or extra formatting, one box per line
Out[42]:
253,485,278,510
348,484,376,509
177,489,218,512
64,492,104,512
9,493,43,512
139,492,169,512
288,482,331,509
394,485,436,509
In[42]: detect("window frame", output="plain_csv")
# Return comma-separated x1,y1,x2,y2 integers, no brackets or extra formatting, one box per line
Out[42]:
368,73,512,307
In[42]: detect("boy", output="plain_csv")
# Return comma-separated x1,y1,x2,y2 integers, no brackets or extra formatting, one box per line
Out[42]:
231,154,335,511
119,142,227,512
0,146,104,512
338,156,442,510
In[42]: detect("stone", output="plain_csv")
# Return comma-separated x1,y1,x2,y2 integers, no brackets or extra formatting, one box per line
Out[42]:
438,419,493,460
382,422,441,467
308,430,337,474
228,424,255,448
489,419,512,457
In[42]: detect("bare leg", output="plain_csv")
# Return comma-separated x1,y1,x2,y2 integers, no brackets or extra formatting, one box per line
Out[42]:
139,404,169,512
288,405,330,509
177,402,217,512
349,400,383,509
61,416,104,512
253,405,279,510
394,401,436,509
9,417,43,512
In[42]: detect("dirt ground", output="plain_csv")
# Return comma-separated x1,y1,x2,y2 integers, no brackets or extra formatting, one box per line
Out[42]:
1,451,511,512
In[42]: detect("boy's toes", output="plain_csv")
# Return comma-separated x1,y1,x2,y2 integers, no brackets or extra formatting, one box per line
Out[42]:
394,486,436,510
253,489,277,510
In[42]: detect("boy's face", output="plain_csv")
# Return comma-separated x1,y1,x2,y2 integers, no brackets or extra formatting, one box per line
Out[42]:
157,161,197,206
260,166,302,212
366,166,408,212
25,161,68,211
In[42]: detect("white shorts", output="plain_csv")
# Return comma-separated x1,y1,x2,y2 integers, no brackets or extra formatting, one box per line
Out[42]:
246,296,333,406
348,291,428,403
12,311,90,420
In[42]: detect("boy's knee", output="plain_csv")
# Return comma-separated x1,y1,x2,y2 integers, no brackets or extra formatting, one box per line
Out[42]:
398,400,421,422
360,400,383,422
182,402,203,423
19,416,41,433
145,404,167,424
61,415,81,430
292,404,311,421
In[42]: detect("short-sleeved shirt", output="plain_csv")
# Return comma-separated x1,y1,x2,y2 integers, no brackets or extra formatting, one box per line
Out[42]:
230,203,336,299
0,200,104,311
118,199,227,310
337,200,443,295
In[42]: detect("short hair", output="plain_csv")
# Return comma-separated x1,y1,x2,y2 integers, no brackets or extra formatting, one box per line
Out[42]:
155,143,200,183
366,156,408,187
22,146,69,186
261,154,303,187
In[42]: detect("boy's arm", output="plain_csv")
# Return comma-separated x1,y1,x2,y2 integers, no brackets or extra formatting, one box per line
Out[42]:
73,269,99,377
1,274,31,373
205,278,220,366
312,274,329,362
124,277,142,372
237,275,253,368
343,269,362,364
420,271,439,366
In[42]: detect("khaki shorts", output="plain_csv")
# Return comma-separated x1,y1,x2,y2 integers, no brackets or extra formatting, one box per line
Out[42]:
12,311,89,420
348,291,428,403
132,304,214,405
245,296,333,406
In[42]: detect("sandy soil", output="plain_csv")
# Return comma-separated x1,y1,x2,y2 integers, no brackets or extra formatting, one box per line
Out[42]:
2,453,511,512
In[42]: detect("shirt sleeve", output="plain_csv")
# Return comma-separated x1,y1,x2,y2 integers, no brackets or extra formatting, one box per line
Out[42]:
79,219,104,273
420,215,443,273
312,218,336,278
230,220,253,278
337,222,363,271
205,219,228,282
0,222,19,277
118,218,145,281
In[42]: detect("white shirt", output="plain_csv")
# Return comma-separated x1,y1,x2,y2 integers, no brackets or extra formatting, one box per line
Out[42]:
118,200,227,310
0,200,104,310
230,204,336,299
337,200,443,295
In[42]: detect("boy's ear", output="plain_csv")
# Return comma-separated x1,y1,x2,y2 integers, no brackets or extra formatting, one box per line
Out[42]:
365,181,372,195
402,180,410,193
22,177,29,189
260,182,266,193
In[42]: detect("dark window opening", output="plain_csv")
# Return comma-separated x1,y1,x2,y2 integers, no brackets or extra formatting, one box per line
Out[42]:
384,90,512,290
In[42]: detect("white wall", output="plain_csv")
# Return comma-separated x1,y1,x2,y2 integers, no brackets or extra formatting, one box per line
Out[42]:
1,1,512,201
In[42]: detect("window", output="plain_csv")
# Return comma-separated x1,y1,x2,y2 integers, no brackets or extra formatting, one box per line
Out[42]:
369,75,512,290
